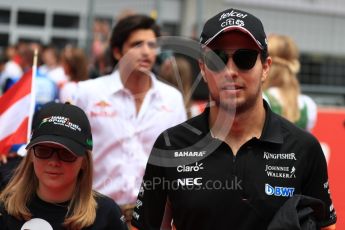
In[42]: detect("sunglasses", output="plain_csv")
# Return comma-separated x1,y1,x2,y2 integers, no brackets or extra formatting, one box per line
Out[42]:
33,145,78,163
203,49,259,72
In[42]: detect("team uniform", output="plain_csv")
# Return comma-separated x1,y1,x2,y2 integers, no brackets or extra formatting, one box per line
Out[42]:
264,87,317,131
74,70,187,206
132,101,336,229
0,192,127,230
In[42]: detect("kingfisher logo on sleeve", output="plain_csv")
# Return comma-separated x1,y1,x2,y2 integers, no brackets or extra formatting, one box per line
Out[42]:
265,184,295,197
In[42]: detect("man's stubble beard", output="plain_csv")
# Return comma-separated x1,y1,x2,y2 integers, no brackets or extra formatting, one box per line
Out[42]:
212,86,262,115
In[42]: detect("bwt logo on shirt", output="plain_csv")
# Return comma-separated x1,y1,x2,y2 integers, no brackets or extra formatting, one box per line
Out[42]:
265,184,295,197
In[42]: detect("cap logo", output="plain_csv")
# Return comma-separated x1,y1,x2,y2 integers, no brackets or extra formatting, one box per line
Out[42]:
221,18,244,28
219,10,247,21
86,138,93,147
40,116,81,132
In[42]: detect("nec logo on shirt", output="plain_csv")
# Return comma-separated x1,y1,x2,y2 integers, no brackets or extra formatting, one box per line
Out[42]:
177,177,203,187
265,184,295,197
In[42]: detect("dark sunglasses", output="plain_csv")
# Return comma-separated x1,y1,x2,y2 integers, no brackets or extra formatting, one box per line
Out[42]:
203,49,259,72
33,145,78,163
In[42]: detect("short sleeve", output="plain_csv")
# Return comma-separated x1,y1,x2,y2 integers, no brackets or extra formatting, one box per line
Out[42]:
301,137,337,227
94,194,128,230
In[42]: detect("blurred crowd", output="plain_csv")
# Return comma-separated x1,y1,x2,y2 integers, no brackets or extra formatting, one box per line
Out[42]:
0,18,207,117
0,19,113,103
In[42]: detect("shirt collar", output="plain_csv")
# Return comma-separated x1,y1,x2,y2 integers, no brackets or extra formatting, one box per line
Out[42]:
109,69,162,98
196,100,284,144
259,100,284,144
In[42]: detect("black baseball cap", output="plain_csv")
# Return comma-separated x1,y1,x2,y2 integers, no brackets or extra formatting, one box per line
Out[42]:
26,102,93,156
200,8,267,54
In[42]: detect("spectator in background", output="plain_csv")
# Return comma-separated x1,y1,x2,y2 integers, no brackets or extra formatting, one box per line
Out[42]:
89,46,114,79
263,34,317,131
0,44,23,93
4,45,16,60
39,45,67,88
59,47,89,103
0,102,127,229
20,45,58,111
159,53,212,118
73,14,186,224
1,43,58,190
0,51,8,95
92,19,111,62
159,55,194,117
0,41,58,110
0,47,22,188
35,70,58,111
89,9,138,80
89,19,113,79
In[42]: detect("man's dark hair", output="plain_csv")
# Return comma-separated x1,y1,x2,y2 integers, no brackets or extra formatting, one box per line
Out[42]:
110,14,160,53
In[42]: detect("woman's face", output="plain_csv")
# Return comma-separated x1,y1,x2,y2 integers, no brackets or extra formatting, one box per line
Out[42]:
31,143,84,201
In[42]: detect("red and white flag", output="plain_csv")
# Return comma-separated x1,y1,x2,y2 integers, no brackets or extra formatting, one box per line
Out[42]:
0,68,35,155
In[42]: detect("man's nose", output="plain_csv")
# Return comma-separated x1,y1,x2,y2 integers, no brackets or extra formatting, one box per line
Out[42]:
140,43,151,54
225,57,239,77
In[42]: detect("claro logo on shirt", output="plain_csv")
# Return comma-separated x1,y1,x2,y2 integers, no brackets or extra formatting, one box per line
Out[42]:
265,184,295,197
177,162,204,172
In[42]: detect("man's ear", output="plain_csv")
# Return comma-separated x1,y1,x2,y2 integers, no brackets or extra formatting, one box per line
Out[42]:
113,47,122,61
261,56,272,83
198,59,207,83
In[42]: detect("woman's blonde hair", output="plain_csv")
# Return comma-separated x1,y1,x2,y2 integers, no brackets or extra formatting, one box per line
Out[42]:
263,34,301,122
159,56,194,117
0,150,97,230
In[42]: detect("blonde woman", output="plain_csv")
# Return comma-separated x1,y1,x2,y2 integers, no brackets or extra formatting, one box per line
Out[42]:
0,102,127,230
263,34,317,131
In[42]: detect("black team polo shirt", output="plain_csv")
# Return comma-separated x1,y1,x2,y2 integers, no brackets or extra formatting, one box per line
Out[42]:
132,101,336,230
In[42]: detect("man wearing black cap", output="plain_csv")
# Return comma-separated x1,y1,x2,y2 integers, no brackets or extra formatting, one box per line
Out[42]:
131,8,336,230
